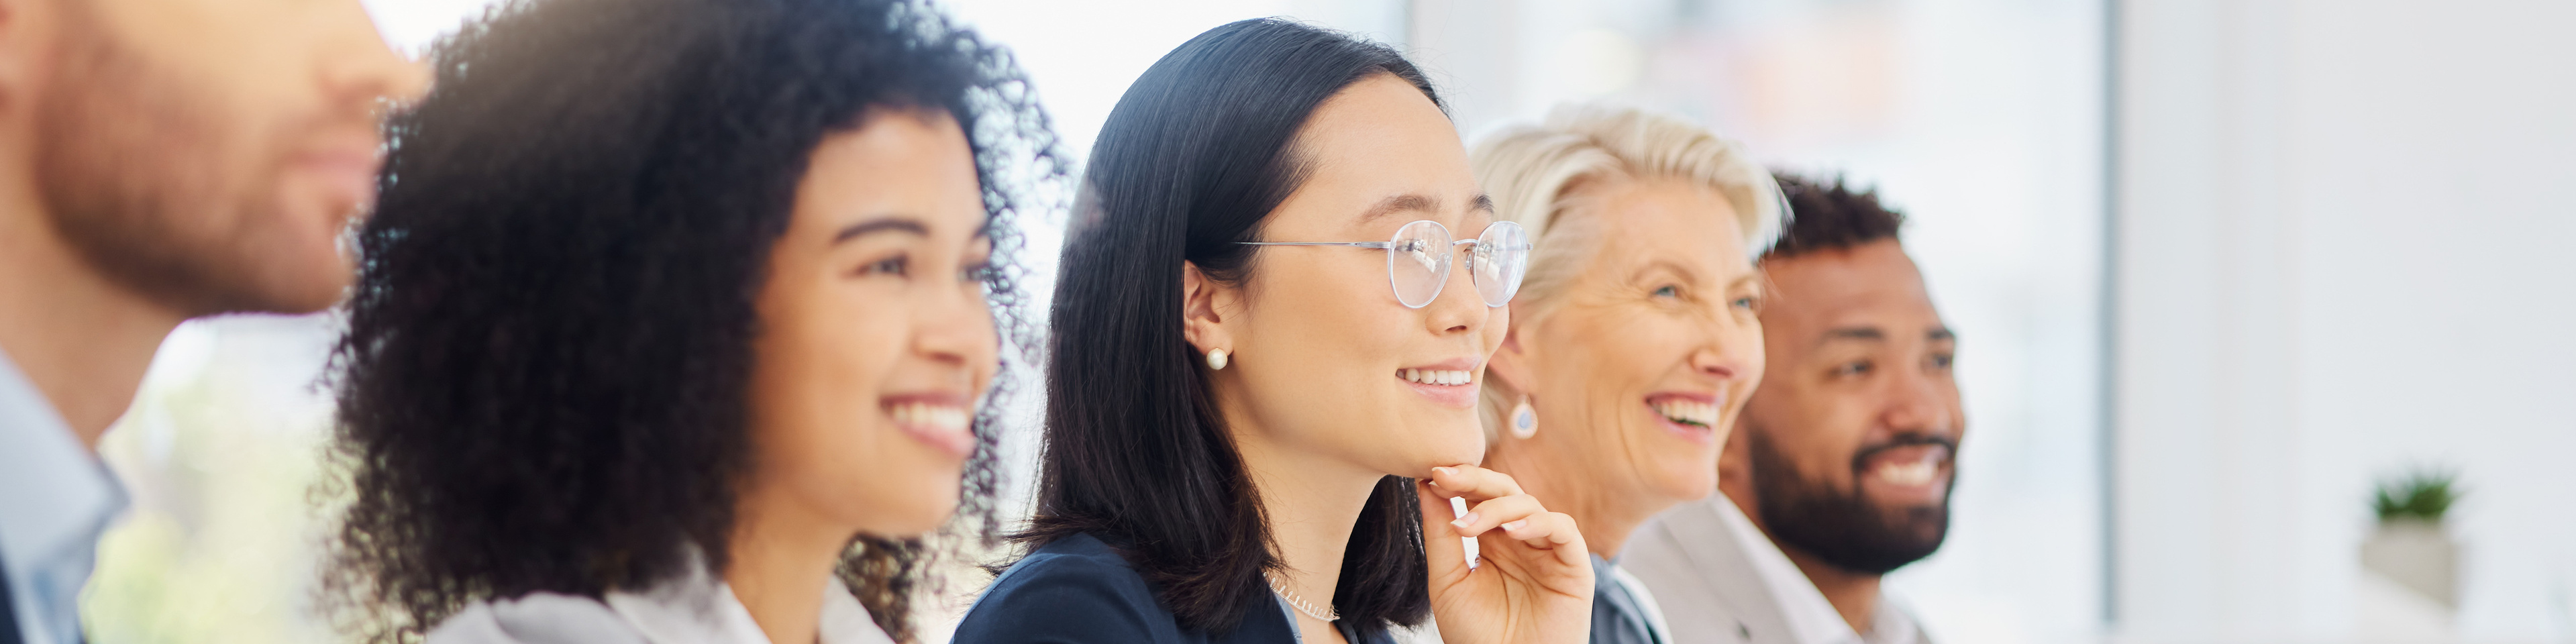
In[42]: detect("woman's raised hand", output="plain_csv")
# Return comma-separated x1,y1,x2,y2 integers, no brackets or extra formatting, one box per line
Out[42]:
1416,464,1592,644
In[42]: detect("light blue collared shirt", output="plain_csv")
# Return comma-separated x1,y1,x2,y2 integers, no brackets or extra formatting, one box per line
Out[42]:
0,349,129,644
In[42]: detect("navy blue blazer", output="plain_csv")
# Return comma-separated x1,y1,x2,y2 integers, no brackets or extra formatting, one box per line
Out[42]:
954,533,1398,644
1,556,21,644
1590,554,1665,644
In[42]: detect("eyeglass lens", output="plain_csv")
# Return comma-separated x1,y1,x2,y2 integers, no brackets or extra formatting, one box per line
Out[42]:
1384,219,1529,309
1388,220,1453,308
1476,221,1530,307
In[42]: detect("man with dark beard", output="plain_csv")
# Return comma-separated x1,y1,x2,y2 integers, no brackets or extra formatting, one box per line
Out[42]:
1625,172,1963,644
0,1,424,643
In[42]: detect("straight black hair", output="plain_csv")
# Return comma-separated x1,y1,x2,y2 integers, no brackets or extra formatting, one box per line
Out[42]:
1022,17,1440,637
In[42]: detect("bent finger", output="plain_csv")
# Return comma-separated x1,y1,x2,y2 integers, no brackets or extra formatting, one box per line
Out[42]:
1478,511,1588,572
1421,464,1528,503
1448,493,1545,538
1416,481,1475,582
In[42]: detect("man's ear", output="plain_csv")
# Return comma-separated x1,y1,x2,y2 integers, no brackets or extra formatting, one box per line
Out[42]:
1180,261,1235,356
1482,303,1539,395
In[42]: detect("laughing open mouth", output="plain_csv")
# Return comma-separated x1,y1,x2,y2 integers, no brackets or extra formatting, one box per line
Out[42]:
1651,396,1718,427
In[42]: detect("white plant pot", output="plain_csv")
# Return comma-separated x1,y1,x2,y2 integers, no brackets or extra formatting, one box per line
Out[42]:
2361,519,2459,610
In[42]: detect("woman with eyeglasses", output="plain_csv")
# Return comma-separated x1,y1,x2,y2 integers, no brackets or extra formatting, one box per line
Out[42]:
321,0,1058,642
1465,105,1783,644
950,18,1588,644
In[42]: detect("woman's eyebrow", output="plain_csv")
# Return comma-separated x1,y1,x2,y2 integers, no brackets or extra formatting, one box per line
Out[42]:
833,217,929,244
1630,259,1701,284
1357,194,1438,222
1729,272,1763,292
1355,193,1494,223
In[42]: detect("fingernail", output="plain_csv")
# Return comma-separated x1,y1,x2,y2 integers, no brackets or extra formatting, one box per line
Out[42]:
1500,519,1528,531
1432,466,1455,477
1450,512,1479,529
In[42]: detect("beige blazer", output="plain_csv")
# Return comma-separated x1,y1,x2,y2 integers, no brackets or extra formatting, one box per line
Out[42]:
1624,498,1800,644
1624,497,1931,644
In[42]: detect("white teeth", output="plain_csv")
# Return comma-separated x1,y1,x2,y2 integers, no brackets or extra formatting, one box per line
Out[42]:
1651,398,1719,427
1400,369,1475,386
890,402,969,431
1875,461,1937,486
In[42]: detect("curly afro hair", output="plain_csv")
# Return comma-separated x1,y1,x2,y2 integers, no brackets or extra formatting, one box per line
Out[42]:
319,0,1062,641
1765,171,1906,260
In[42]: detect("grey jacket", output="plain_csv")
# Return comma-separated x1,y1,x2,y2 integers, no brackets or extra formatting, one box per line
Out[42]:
1622,498,1929,644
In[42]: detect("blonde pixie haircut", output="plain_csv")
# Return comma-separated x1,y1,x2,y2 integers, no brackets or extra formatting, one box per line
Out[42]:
1469,104,1784,443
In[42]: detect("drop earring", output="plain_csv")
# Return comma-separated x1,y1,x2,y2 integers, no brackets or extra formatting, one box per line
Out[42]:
1206,347,1229,370
1509,398,1537,439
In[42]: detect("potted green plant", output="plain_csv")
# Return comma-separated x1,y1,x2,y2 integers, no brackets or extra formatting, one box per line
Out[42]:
2361,466,2464,609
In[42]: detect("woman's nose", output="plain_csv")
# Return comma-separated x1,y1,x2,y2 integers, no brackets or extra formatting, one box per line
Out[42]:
915,285,997,370
1423,251,1490,335
1690,347,1743,381
1691,319,1762,382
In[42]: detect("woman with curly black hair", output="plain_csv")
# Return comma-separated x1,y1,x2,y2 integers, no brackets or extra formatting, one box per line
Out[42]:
321,0,1058,641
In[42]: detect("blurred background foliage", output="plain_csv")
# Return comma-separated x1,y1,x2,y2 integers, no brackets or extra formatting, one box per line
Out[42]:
84,317,340,643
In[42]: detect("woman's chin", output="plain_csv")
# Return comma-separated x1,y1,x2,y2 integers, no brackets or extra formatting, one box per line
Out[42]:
854,488,962,537
1396,441,1490,475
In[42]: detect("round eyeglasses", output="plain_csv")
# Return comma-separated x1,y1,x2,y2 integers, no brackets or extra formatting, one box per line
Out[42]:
1241,219,1532,309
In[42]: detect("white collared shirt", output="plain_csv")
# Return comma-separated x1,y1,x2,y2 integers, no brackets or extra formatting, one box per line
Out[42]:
0,350,130,644
428,559,894,644
1709,498,1920,644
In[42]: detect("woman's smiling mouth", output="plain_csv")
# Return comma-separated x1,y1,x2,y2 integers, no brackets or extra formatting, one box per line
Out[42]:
1397,359,1481,408
884,394,974,459
1646,392,1723,443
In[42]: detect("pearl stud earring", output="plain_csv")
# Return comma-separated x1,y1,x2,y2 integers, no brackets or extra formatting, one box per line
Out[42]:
1206,348,1229,370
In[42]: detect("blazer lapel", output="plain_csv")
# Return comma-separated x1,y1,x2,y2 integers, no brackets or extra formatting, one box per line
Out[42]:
1627,499,1803,644
0,556,24,644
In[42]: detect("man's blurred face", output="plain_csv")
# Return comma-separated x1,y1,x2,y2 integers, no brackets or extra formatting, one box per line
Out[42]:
31,0,426,315
1730,239,1963,575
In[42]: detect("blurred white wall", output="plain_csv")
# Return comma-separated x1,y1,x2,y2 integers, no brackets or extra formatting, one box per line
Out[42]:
2113,1,2576,641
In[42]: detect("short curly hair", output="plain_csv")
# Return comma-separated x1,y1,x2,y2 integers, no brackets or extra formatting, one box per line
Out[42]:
1765,171,1906,260
319,0,1061,641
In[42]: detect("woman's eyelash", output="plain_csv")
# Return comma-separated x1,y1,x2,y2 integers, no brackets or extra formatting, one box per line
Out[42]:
860,255,909,276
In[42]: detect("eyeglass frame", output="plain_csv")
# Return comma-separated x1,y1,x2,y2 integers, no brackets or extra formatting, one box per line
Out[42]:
1238,219,1532,309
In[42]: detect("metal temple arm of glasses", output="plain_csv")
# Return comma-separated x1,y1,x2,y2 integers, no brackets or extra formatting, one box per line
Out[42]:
1238,241,1397,248
1241,240,1516,249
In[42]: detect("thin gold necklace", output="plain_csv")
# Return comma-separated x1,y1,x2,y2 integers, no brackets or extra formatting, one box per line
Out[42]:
1266,573,1339,622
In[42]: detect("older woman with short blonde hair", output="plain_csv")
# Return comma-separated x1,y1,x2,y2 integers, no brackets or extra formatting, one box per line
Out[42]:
1471,105,1782,644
